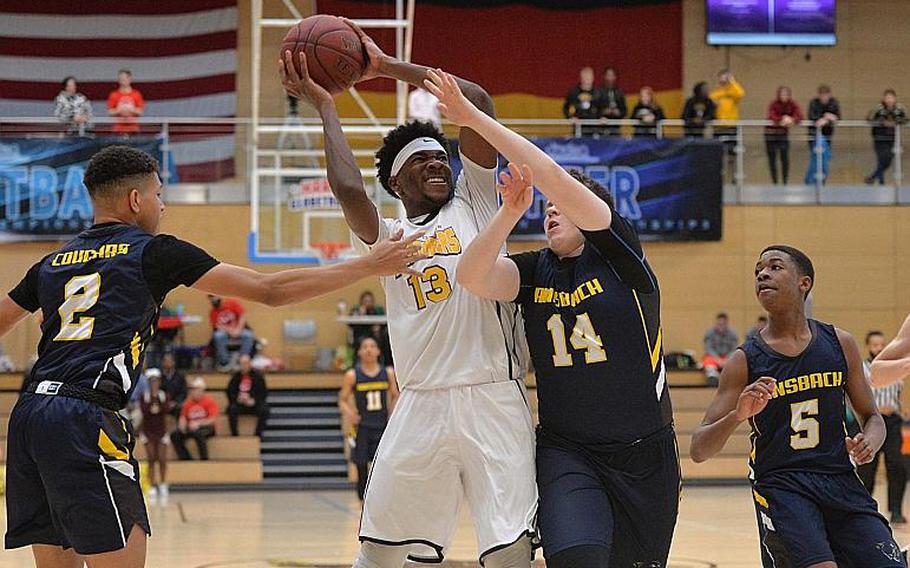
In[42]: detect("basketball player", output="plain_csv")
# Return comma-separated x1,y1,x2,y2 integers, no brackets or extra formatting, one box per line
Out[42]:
870,313,910,388
0,145,423,568
425,70,679,568
338,336,399,502
691,246,905,568
280,23,535,568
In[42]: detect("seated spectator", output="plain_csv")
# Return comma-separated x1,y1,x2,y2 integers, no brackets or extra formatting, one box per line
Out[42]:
227,355,269,438
209,295,256,371
54,76,93,135
702,313,739,383
563,66,602,137
171,377,219,461
745,315,768,342
597,66,627,136
865,89,908,185
0,342,13,372
139,372,174,501
408,86,441,127
349,290,386,345
765,86,803,185
160,352,187,417
682,81,715,138
107,69,144,135
631,86,665,138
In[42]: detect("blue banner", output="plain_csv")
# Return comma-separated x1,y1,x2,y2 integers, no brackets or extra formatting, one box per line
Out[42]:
0,136,171,242
452,137,723,241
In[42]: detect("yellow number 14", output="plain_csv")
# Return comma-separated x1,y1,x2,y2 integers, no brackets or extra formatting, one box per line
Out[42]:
546,312,607,367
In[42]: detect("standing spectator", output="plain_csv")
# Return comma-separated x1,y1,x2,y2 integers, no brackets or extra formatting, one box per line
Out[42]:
745,315,768,342
160,352,187,417
682,81,716,138
765,86,803,185
710,69,746,157
563,66,602,137
631,86,665,138
138,372,174,502
407,86,441,127
702,313,739,383
171,377,219,460
208,295,256,371
857,331,906,525
227,355,269,438
53,76,92,135
107,69,144,135
865,89,908,185
807,84,841,147
597,66,627,136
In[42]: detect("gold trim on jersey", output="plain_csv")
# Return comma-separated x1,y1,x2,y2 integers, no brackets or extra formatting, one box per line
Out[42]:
356,381,390,392
98,429,130,461
632,290,662,372
130,333,142,369
753,489,769,509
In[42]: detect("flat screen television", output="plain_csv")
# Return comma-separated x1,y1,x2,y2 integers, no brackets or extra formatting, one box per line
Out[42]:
706,0,836,46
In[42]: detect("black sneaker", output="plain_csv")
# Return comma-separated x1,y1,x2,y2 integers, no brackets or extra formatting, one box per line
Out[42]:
890,513,906,525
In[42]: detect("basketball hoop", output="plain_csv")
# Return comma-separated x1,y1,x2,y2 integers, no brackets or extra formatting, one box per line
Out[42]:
312,241,351,261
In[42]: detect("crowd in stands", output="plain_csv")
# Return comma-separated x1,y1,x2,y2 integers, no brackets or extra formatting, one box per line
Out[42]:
52,68,145,136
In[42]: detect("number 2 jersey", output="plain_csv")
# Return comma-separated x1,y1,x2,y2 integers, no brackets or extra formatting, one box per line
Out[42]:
509,215,672,446
354,152,528,390
8,223,219,407
741,319,853,480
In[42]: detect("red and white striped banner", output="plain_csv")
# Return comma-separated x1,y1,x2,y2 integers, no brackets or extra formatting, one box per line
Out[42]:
0,0,238,181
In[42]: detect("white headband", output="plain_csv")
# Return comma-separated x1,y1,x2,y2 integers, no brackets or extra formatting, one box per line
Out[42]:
390,137,447,177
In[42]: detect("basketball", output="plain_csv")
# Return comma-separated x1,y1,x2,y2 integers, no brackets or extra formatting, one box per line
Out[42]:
281,15,367,95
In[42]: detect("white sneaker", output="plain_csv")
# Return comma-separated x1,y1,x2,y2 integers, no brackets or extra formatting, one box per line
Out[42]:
147,485,158,504
158,483,169,499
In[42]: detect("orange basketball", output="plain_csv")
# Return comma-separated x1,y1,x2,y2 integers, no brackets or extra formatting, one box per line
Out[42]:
281,15,367,95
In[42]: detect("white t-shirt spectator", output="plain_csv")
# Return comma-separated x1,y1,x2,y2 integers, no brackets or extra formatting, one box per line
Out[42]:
408,88,441,127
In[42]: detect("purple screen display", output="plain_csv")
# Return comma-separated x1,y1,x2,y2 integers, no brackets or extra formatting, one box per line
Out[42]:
707,0,770,33
775,0,835,33
707,0,835,34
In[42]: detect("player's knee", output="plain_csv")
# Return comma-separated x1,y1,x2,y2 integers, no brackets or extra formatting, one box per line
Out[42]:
481,536,533,568
545,544,610,568
352,541,409,568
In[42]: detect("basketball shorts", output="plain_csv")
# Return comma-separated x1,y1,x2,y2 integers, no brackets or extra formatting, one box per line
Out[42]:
352,424,384,466
359,380,538,563
536,425,680,567
753,470,905,568
4,393,150,555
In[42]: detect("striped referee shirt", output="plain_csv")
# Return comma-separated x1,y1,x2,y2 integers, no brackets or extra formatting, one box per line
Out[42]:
865,358,902,413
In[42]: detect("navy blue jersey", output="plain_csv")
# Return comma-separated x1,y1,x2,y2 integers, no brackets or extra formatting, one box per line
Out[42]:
8,223,218,407
354,365,391,428
510,214,672,445
742,320,853,479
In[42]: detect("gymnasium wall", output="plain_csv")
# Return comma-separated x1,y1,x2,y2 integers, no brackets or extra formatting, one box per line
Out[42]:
2,204,909,368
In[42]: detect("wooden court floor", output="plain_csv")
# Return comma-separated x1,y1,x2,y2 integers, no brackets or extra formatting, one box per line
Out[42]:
2,485,908,567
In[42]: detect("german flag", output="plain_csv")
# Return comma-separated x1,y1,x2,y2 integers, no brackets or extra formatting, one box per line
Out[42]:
318,0,682,119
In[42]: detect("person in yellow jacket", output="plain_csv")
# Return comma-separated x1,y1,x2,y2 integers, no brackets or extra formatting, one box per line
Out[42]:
710,70,746,166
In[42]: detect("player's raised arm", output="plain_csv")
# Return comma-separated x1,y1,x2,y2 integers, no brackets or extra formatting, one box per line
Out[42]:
191,230,423,307
457,164,532,302
280,52,380,244
690,350,776,462
838,328,885,464
871,313,910,387
424,69,613,232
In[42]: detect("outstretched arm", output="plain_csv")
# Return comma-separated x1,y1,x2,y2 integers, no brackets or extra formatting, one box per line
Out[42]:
424,69,612,232
839,328,884,464
280,52,379,244
0,296,31,340
871,313,910,387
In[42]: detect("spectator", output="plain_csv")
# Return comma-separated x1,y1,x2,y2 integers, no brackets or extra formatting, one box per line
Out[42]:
227,355,270,438
54,76,92,135
702,313,739,383
807,84,841,147
710,69,746,157
631,86,665,138
172,377,219,460
865,89,908,185
407,86,441,127
745,315,768,342
857,331,906,524
208,295,256,371
138,372,174,502
160,352,187,417
107,69,144,135
0,342,13,372
349,290,386,345
597,66,627,136
563,66,602,137
765,86,803,185
682,81,716,138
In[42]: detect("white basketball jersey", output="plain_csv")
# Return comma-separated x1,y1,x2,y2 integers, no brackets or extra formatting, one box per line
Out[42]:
354,152,528,390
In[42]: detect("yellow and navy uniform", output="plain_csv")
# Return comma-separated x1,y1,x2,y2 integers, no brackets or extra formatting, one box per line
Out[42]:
508,213,679,566
5,222,218,555
352,365,391,466
742,320,904,568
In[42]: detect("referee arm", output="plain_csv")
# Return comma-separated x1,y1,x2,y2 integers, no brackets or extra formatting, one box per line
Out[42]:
871,313,910,387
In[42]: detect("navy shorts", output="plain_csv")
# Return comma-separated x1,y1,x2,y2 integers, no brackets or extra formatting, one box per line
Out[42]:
4,393,150,555
536,425,680,566
352,424,384,466
753,470,905,568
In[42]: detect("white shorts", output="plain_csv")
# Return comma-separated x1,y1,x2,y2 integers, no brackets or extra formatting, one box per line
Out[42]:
359,380,538,563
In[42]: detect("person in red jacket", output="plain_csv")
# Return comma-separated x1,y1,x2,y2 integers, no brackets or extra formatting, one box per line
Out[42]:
107,69,144,135
171,377,220,460
765,86,803,185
